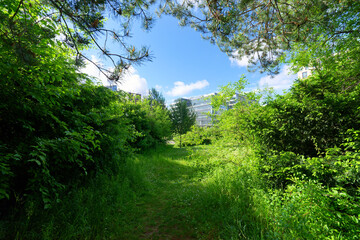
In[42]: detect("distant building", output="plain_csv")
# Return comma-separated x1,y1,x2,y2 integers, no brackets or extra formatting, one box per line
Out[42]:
169,98,192,108
227,93,243,109
297,67,314,79
170,93,243,127
189,93,220,127
104,85,141,102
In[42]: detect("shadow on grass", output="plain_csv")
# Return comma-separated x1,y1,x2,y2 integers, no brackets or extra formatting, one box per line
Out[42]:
131,144,268,240
0,144,269,240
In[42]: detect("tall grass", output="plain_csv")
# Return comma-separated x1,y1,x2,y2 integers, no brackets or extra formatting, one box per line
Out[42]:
2,143,356,239
0,156,147,240
170,144,271,239
172,143,360,239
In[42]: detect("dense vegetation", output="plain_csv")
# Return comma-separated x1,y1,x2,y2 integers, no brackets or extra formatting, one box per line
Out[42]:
178,71,360,238
0,0,171,220
1,0,360,239
170,2,360,236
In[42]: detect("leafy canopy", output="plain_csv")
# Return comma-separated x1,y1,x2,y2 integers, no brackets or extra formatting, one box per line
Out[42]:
147,88,166,109
6,0,157,80
163,0,360,74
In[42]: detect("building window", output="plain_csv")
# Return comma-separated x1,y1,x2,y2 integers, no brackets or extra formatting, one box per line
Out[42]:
302,72,308,78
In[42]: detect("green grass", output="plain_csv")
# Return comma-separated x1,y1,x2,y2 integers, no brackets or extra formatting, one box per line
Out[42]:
11,143,351,239
1,143,271,239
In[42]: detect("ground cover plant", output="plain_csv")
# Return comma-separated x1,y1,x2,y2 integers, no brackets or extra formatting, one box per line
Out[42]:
3,141,359,239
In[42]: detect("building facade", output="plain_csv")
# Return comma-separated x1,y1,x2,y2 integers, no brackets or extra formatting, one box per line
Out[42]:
189,93,221,127
171,93,242,127
297,67,314,79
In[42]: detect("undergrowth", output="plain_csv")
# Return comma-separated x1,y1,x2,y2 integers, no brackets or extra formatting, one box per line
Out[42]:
0,156,147,240
2,143,359,239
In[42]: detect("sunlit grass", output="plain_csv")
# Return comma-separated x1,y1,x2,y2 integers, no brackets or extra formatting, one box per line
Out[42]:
3,143,348,239
1,143,267,239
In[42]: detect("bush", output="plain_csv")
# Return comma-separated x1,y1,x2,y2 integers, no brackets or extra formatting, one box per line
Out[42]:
211,75,360,238
257,130,360,238
120,97,172,150
173,126,221,147
253,78,360,157
0,2,171,210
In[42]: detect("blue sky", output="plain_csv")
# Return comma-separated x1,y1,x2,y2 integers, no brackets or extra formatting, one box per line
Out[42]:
81,14,297,104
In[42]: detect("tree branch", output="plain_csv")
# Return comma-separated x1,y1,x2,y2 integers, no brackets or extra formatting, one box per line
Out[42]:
10,0,24,22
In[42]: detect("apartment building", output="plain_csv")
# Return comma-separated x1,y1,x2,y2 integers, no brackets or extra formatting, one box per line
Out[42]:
189,93,216,127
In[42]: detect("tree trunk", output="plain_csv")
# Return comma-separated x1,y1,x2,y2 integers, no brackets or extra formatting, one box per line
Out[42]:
180,134,182,148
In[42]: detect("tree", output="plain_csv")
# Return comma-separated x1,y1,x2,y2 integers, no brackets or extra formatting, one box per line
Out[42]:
170,99,196,148
4,0,156,81
163,0,360,74
0,0,161,207
147,88,166,108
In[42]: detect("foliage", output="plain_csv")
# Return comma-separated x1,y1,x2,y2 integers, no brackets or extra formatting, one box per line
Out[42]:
163,0,360,74
253,78,360,157
183,142,360,239
2,0,360,239
45,0,154,79
211,72,360,157
207,67,360,238
0,0,171,210
173,126,221,147
120,97,172,150
210,76,272,146
170,99,196,147
259,129,360,229
147,88,166,109
0,157,147,239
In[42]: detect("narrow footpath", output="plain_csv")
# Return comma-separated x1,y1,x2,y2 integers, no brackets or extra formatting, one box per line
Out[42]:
122,145,200,239
119,144,258,240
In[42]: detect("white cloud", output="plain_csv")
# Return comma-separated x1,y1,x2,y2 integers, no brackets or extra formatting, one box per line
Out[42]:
229,55,253,67
80,55,108,84
80,55,148,96
155,84,163,91
229,49,263,68
118,66,148,96
258,65,297,91
167,80,209,97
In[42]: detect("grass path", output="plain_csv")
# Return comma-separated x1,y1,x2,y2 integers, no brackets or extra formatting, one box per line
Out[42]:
125,145,199,239
0,144,264,239
2,143,349,239
120,144,263,240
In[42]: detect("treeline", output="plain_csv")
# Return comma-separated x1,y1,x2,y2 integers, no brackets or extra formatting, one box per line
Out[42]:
179,67,360,237
177,4,360,234
0,0,172,213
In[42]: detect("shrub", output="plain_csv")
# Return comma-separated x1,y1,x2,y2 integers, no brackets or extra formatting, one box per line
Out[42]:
253,78,360,157
173,126,221,147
